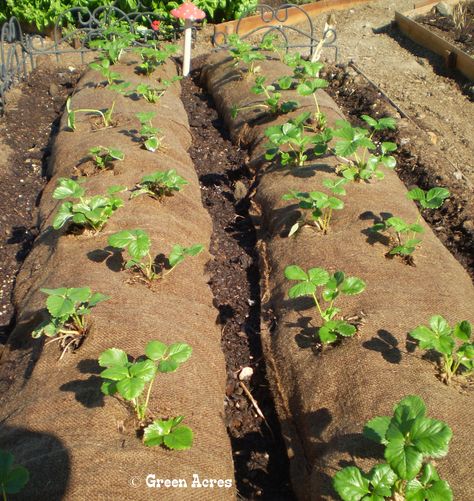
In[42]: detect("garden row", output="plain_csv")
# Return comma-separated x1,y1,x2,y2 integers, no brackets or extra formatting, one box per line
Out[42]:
0,51,235,498
202,41,474,500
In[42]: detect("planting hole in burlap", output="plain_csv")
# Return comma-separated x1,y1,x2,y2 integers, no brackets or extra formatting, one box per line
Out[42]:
0,56,235,499
203,52,474,501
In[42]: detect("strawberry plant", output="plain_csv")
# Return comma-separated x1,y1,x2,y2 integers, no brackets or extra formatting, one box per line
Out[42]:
130,169,188,200
89,26,138,64
134,77,179,104
370,186,449,259
282,178,348,236
52,178,124,232
143,416,193,450
265,112,331,167
332,117,397,182
227,33,265,76
89,146,124,170
259,32,285,61
231,75,298,118
370,216,424,258
135,44,178,75
285,265,365,345
99,340,192,424
66,98,116,131
292,59,329,129
410,316,473,384
136,112,164,152
0,450,29,500
108,229,203,282
333,395,453,501
407,186,450,210
89,58,123,85
108,80,132,95
32,287,108,357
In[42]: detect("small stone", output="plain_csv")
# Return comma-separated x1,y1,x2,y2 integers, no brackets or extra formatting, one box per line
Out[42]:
427,132,437,145
239,367,254,381
435,2,453,16
49,83,60,97
453,171,463,180
233,180,247,201
462,220,474,232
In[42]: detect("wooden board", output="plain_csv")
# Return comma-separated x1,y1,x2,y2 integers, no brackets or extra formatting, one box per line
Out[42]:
213,0,373,41
395,1,474,81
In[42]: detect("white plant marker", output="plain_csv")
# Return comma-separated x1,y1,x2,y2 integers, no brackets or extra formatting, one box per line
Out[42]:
171,1,206,77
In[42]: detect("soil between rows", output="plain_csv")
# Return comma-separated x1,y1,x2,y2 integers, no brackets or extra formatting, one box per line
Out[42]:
182,56,295,500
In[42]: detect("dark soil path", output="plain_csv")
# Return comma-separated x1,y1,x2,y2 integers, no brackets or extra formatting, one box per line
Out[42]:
0,65,80,346
181,57,295,500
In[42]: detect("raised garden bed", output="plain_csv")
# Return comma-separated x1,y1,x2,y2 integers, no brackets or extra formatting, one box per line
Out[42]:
213,0,372,42
416,0,474,56
395,0,474,81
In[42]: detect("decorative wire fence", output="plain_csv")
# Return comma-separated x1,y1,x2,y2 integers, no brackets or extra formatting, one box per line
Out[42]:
0,2,337,115
0,2,173,114
213,3,337,60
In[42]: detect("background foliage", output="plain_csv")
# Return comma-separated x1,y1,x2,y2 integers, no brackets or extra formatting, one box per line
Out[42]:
0,0,259,30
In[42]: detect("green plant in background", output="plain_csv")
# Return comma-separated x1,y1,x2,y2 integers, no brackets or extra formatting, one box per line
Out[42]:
333,395,453,501
227,33,265,76
135,111,164,152
265,112,331,167
0,450,29,501
0,1,258,31
108,229,203,281
99,340,192,424
52,178,124,232
285,265,365,345
32,287,108,357
143,416,193,449
370,186,449,259
89,146,124,170
231,75,298,118
133,77,180,103
332,116,397,182
410,316,473,384
66,97,116,131
135,44,178,75
282,178,348,236
130,169,188,200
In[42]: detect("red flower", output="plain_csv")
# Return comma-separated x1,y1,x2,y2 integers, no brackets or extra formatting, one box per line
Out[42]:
151,20,161,31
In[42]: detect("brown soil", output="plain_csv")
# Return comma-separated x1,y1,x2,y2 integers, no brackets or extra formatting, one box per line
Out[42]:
0,65,81,345
416,1,474,56
182,56,295,500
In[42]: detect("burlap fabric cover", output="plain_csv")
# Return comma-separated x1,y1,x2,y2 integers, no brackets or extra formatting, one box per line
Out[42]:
0,58,235,499
203,52,474,500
